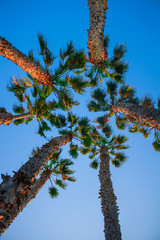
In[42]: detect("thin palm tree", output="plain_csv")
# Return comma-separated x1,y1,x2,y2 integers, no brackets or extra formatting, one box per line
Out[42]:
0,133,72,235
79,118,128,239
56,114,127,239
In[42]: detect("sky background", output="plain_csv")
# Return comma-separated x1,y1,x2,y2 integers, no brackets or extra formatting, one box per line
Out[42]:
0,0,160,239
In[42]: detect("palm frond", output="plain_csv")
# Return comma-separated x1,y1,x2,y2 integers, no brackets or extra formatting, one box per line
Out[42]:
141,96,154,108
119,85,135,99
38,34,55,66
13,104,25,114
49,187,59,198
87,100,101,112
90,159,99,169
104,34,110,50
113,43,127,60
60,41,74,60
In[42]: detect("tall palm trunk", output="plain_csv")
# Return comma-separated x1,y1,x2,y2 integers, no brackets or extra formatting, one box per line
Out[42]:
0,36,53,85
0,108,31,125
112,102,160,131
87,0,108,68
99,147,122,240
0,134,72,235
0,169,52,235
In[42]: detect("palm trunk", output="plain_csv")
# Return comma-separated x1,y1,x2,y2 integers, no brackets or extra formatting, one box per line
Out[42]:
87,0,108,68
0,36,53,85
12,112,31,121
0,134,72,235
99,147,122,240
0,108,13,125
112,102,160,131
0,108,31,125
0,169,52,235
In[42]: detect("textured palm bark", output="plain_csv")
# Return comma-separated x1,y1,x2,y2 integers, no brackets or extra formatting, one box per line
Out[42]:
87,0,108,68
0,108,31,125
0,108,13,125
12,112,31,121
0,134,72,235
0,170,52,235
112,102,160,131
0,36,53,85
99,147,122,240
19,133,72,181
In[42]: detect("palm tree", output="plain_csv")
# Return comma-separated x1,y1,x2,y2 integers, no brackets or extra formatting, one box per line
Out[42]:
88,81,160,151
0,111,92,235
79,117,128,239
87,0,108,68
0,133,72,235
61,114,127,239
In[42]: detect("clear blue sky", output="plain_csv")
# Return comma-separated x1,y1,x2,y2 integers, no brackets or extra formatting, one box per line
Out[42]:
0,0,160,240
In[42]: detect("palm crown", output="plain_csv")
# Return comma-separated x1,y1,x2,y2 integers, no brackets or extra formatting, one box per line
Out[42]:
7,34,90,136
31,147,76,199
86,36,129,87
88,80,160,152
